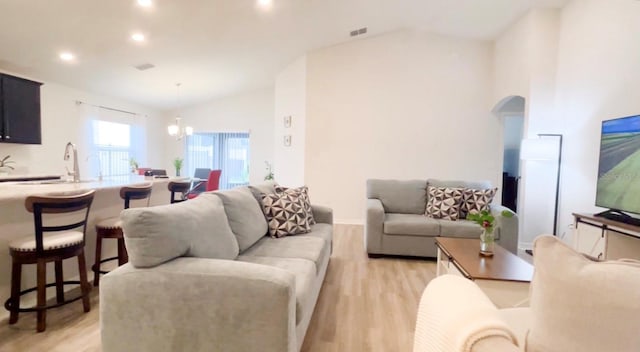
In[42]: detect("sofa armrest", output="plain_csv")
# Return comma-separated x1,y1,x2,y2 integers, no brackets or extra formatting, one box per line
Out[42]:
101,257,297,352
472,336,521,352
490,204,519,254
413,275,518,352
365,198,385,254
311,204,333,225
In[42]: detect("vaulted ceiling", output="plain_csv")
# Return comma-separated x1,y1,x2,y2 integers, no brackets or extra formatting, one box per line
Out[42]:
0,0,568,109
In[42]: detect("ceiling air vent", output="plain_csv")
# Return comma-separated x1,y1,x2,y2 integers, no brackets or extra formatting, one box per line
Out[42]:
134,63,155,71
350,27,367,37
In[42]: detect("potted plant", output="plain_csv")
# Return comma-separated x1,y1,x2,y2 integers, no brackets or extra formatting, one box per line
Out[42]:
129,157,139,174
264,161,274,181
0,155,15,175
173,157,183,177
467,209,513,256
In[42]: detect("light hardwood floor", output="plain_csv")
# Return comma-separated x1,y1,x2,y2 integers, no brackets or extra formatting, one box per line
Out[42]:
0,224,436,352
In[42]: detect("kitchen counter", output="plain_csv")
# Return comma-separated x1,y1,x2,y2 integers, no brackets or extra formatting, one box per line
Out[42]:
0,175,179,201
0,174,63,183
0,174,184,321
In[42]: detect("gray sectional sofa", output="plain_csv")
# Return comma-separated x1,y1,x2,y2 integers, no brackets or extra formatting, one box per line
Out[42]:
365,179,518,258
100,182,332,352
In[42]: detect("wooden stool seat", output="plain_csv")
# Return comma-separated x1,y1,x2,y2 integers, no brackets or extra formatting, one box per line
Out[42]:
96,217,123,231
92,184,152,287
9,231,84,252
4,190,95,332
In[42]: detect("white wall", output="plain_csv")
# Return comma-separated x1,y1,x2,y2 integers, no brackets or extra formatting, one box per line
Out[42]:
0,71,163,179
274,57,306,186
493,9,561,248
163,87,274,184
554,0,640,240
304,30,499,223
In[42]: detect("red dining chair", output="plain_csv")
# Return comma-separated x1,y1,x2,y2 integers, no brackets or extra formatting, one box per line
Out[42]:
187,170,222,199
137,168,151,176
205,169,222,191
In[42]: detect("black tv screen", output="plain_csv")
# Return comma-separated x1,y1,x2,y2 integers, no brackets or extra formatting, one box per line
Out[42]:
596,115,640,214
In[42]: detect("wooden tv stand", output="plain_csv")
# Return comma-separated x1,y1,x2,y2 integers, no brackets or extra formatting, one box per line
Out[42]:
573,213,640,260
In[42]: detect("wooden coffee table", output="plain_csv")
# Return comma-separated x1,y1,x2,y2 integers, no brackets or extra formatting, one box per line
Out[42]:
435,237,534,308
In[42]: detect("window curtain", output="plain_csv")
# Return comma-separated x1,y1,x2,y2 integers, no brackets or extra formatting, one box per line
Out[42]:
185,132,250,189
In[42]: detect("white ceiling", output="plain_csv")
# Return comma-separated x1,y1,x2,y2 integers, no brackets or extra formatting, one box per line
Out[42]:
0,0,568,110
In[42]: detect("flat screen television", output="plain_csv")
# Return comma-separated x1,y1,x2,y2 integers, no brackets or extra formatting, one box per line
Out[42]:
596,115,640,223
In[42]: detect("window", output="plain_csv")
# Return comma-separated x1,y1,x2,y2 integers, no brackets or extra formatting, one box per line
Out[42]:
92,120,132,177
185,132,250,189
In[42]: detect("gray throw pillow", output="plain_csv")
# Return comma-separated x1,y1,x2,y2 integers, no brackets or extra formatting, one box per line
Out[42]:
248,181,279,203
121,193,239,268
213,187,269,251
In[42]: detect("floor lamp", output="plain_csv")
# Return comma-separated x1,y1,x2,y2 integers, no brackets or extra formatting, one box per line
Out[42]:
520,134,563,253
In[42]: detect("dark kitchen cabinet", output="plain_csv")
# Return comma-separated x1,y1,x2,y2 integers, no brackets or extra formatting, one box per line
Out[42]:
0,73,43,144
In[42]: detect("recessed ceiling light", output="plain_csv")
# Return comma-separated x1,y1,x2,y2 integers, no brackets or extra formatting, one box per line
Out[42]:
131,33,145,42
257,0,272,9
59,52,75,62
137,0,152,7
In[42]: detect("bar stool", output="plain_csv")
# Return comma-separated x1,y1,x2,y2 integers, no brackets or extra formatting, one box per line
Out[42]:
4,190,95,332
92,184,152,287
168,181,190,203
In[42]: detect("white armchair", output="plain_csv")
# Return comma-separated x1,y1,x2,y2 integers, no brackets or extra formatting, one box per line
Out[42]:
414,236,640,352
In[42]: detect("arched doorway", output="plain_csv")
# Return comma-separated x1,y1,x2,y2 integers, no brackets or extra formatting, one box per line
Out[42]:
493,95,525,212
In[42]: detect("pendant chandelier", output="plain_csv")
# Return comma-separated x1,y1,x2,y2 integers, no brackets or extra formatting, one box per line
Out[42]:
167,83,193,140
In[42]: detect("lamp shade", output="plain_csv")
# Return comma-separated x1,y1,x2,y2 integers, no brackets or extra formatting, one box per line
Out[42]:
520,138,559,161
167,124,179,136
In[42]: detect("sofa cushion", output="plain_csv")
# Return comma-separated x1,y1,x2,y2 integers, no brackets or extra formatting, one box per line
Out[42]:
367,179,427,214
241,235,327,274
306,223,332,246
261,191,311,238
438,219,483,239
527,235,640,352
214,187,268,251
236,256,315,325
383,213,440,237
460,187,497,217
121,193,240,268
275,185,316,225
425,186,463,220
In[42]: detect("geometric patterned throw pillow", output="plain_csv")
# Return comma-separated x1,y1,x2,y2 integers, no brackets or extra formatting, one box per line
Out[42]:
460,187,497,218
425,186,464,221
261,191,311,238
274,185,316,225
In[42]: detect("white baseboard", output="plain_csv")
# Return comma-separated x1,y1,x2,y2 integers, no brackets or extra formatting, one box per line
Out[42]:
518,242,532,251
334,218,364,225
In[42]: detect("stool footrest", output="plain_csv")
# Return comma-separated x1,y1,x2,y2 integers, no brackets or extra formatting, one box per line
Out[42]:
91,256,120,275
4,280,90,313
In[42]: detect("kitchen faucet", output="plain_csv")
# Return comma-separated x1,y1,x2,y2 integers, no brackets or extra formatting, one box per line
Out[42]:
64,142,80,182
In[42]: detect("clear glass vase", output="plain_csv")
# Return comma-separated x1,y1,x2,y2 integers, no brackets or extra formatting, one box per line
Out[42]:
480,228,495,257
